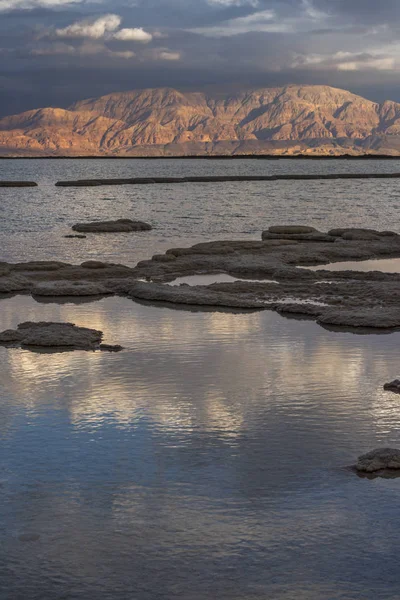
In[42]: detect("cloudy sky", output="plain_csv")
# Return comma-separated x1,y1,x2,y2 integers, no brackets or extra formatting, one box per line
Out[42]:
1,0,400,116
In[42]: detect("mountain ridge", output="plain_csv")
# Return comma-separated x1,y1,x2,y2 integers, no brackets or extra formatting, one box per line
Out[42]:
2,84,400,156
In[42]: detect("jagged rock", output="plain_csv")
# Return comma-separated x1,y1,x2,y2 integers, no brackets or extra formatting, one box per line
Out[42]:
0,322,103,349
72,219,152,233
384,379,400,393
355,448,400,472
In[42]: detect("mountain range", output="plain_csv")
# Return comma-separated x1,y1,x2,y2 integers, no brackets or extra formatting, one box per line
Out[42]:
2,84,400,156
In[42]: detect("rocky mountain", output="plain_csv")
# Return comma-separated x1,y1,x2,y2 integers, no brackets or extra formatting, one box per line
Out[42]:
2,85,400,156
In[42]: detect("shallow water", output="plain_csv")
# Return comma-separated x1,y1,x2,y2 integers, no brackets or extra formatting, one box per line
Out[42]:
307,257,400,273
2,158,400,266
1,294,400,599
168,273,278,286
3,158,400,599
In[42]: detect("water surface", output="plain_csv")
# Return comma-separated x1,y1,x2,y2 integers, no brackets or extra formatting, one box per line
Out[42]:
1,295,400,599
308,257,400,273
2,158,400,266
2,159,400,599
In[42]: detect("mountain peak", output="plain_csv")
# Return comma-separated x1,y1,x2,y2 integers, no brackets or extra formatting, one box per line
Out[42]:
0,84,399,156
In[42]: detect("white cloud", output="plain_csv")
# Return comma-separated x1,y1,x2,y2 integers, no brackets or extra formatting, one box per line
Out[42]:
190,9,290,37
32,41,135,59
207,0,259,6
292,50,397,72
0,0,80,10
32,42,76,55
158,50,181,60
113,27,152,42
55,14,121,39
337,57,395,71
109,50,135,59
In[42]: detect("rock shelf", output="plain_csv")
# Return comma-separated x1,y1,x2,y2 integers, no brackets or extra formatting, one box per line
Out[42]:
2,226,400,331
384,379,400,393
355,448,400,473
0,322,102,350
72,219,152,233
0,322,123,352
56,173,400,186
0,181,37,187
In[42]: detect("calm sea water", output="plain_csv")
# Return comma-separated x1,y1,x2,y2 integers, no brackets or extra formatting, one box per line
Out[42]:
1,158,400,265
2,159,400,599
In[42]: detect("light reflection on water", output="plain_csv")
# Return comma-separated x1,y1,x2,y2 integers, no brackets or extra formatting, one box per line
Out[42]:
307,257,400,273
1,295,400,598
168,273,278,286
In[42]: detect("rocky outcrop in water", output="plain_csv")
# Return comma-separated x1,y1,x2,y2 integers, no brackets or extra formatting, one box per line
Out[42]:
0,181,37,187
384,380,400,393
2,225,400,332
0,321,124,351
0,322,103,349
355,448,400,473
72,219,152,233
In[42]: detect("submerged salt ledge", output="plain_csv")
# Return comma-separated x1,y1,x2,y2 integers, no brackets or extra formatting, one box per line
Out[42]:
2,225,400,329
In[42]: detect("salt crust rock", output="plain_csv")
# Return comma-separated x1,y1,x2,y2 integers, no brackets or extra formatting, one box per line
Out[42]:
12,261,68,271
0,263,11,277
356,448,400,472
0,322,103,349
72,219,152,233
80,261,109,269
263,232,335,242
127,281,264,309
268,226,317,234
384,379,400,393
32,281,109,296
317,308,400,328
3,224,400,332
0,275,31,293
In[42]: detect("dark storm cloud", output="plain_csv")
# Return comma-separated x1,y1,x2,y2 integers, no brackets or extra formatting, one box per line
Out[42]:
1,0,400,117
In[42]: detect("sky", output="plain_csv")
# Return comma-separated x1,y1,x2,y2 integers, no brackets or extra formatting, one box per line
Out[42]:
1,0,400,116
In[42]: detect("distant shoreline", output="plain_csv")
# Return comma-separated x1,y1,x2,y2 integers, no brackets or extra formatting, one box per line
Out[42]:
1,154,400,160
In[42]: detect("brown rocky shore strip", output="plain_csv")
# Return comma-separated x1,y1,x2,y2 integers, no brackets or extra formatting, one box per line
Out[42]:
55,173,400,186
2,225,400,330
